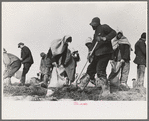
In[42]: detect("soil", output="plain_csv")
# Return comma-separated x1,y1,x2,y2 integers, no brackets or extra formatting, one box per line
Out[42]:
3,82,146,101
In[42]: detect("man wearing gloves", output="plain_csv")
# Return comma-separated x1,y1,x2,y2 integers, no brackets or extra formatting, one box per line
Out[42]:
78,17,116,95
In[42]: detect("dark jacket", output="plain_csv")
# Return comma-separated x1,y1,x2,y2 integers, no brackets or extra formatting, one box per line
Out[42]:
90,24,116,56
46,48,54,68
112,44,130,62
63,49,76,82
40,55,47,74
21,46,34,64
134,38,146,65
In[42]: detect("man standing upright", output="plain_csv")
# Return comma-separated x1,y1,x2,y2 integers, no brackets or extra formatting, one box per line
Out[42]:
134,32,146,87
18,42,34,86
79,17,116,95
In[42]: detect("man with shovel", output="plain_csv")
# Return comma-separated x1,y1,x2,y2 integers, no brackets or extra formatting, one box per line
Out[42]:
78,17,116,96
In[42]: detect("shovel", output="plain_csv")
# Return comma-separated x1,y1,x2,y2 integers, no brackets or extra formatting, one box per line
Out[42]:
75,34,101,85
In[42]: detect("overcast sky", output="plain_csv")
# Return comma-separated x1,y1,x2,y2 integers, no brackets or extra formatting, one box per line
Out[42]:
2,2,147,87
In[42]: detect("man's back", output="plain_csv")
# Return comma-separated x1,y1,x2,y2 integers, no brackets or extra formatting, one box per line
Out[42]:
134,39,146,65
21,46,34,64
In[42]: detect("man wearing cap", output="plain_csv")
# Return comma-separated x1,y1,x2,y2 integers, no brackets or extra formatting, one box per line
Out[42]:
3,48,21,85
80,17,116,95
18,43,34,86
134,32,146,87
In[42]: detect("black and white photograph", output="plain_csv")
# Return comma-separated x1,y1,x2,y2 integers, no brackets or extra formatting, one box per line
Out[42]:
2,1,147,119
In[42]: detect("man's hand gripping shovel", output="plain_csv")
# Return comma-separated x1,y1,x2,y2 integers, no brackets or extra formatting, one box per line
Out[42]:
75,34,101,89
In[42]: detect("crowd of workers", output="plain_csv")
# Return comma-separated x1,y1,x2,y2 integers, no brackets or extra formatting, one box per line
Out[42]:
3,17,146,95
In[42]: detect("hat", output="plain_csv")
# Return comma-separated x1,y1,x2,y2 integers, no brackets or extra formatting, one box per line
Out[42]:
117,30,123,36
71,48,78,53
18,42,24,48
64,35,72,43
141,32,146,39
3,48,7,53
85,37,92,45
40,52,46,57
90,17,100,26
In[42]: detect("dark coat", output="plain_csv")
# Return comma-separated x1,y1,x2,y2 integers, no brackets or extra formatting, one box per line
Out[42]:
40,55,47,74
90,24,116,56
112,44,130,62
21,46,34,64
133,38,146,65
63,49,76,82
46,48,54,68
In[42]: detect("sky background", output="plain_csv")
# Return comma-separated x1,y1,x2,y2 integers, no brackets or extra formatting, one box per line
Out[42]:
2,2,147,87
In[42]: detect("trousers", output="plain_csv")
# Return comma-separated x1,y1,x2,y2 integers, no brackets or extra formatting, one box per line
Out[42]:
120,62,130,84
20,63,32,84
137,65,145,87
87,54,111,81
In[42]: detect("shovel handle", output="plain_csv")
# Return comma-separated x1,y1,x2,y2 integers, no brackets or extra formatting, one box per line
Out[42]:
75,36,100,85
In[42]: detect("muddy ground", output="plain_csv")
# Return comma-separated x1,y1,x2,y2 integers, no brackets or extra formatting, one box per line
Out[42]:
3,82,146,101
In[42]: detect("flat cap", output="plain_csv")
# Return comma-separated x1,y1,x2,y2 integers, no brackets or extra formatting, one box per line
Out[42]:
18,42,24,48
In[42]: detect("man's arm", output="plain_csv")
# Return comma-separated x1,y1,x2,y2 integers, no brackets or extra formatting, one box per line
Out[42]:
103,24,116,41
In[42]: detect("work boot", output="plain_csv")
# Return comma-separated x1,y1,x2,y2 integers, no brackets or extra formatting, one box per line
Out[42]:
63,77,70,86
119,83,130,91
96,77,110,96
4,77,12,86
90,78,96,85
40,82,48,88
19,76,25,86
77,73,90,90
95,77,104,88
18,82,25,86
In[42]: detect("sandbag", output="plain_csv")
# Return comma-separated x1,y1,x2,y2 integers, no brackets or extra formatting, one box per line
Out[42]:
108,61,121,93
48,67,66,88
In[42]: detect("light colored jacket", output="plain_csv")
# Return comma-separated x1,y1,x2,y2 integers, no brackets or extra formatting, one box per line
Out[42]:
3,53,20,66
50,35,72,57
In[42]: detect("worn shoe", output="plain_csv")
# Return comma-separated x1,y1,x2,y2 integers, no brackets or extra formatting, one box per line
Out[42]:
95,77,104,88
18,83,25,86
41,83,48,88
63,77,70,86
90,78,96,85
96,77,110,96
77,73,90,90
119,83,130,91
4,77,12,86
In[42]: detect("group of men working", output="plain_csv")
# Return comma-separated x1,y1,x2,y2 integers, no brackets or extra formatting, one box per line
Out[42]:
3,17,146,95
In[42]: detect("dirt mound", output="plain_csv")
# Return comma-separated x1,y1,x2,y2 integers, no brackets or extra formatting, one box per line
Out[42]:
3,83,47,97
50,85,102,101
49,86,146,101
3,83,146,101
